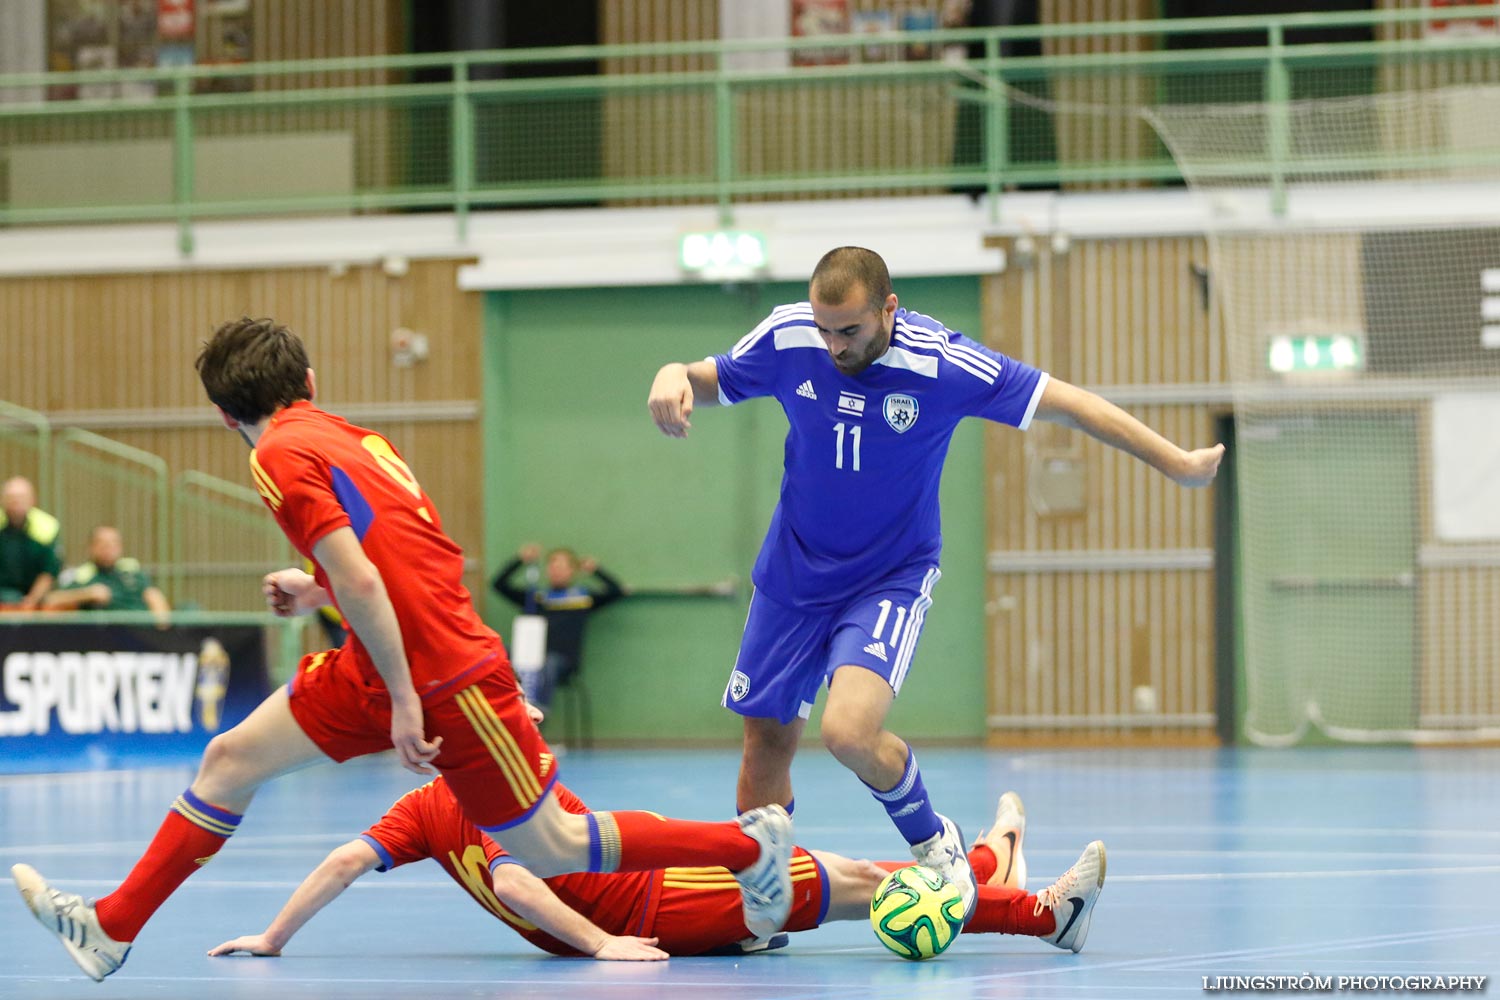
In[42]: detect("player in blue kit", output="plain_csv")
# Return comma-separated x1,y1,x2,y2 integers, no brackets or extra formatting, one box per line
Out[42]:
647,247,1223,926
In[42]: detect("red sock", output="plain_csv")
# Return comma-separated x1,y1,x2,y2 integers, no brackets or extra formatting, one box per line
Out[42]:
93,790,241,942
589,811,759,872
878,849,998,883
969,843,998,884
967,885,1055,936
872,859,1053,937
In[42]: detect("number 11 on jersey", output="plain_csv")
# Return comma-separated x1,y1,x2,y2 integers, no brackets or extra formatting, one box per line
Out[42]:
834,422,862,472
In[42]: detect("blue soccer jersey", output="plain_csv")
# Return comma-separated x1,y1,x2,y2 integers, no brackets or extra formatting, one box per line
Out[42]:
713,303,1049,608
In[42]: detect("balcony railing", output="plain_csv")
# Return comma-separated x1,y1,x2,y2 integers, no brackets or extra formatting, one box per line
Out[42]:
0,5,1497,253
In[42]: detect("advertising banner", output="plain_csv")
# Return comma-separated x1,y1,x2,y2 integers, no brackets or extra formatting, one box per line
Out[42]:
0,622,271,772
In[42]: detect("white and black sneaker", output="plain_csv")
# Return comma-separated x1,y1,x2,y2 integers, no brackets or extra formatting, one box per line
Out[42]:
12,863,132,981
1037,841,1106,953
734,805,793,940
910,813,978,924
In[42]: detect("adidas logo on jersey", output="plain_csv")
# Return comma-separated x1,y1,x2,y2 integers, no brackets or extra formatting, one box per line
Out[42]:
864,641,888,662
796,380,817,400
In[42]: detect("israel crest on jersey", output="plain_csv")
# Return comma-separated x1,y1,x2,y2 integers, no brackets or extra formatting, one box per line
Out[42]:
883,393,919,433
728,670,751,702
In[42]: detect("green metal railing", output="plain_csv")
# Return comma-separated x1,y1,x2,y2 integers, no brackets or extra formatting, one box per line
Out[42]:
53,428,172,583
170,471,296,612
0,407,297,612
0,5,1498,248
0,401,52,503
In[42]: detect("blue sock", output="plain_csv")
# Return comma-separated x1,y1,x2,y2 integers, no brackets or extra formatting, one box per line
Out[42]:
736,797,794,816
865,746,941,846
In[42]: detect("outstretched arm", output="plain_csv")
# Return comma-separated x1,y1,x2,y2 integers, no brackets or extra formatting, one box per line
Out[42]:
1033,378,1224,487
647,359,721,438
490,557,529,607
208,840,380,956
810,850,891,923
582,561,625,611
488,860,667,961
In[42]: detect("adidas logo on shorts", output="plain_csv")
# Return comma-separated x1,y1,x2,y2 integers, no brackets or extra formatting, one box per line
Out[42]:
796,380,817,400
863,641,888,662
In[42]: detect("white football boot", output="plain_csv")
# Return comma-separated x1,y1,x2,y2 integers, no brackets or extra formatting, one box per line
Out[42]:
1036,841,1107,953
734,805,794,940
12,863,131,981
910,813,978,924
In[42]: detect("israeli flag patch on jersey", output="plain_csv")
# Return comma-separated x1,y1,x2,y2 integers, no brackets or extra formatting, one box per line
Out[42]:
883,393,919,433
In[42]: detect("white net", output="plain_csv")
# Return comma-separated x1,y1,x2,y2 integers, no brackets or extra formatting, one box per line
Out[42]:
1147,86,1500,745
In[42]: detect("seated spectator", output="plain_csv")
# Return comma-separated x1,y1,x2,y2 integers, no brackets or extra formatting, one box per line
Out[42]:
43,525,171,625
491,543,623,713
0,476,62,610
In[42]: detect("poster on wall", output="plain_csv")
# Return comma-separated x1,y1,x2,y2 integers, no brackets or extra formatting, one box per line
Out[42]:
200,0,252,93
792,0,849,66
155,0,195,75
1425,0,1499,38
852,9,896,63
902,5,938,61
0,622,272,772
46,0,115,100
118,0,160,98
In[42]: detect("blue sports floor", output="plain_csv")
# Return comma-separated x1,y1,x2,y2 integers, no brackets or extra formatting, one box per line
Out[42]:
3,746,1498,999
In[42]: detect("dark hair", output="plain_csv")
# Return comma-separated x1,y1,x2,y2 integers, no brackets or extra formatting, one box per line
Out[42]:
810,246,893,312
196,317,312,424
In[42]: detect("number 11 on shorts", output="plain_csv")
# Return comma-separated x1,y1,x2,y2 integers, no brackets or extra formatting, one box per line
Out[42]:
872,599,906,644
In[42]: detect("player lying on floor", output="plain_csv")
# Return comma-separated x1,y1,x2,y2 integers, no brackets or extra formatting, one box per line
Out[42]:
209,777,1105,961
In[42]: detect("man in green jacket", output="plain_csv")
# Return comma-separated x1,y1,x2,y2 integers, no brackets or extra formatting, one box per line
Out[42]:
0,476,61,609
43,524,170,624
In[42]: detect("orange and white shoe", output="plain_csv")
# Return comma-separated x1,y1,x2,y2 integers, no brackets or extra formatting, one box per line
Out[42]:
976,791,1028,889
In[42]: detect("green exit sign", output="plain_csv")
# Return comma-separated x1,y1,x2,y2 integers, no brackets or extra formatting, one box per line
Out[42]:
680,231,767,280
1268,334,1364,374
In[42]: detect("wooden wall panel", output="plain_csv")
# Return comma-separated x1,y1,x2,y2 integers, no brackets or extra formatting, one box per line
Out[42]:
0,259,484,607
600,0,959,202
240,0,405,74
1421,567,1500,725
984,234,1224,744
1040,0,1159,191
989,569,1216,728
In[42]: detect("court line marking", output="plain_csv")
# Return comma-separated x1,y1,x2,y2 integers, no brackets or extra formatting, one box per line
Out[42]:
20,861,1500,893
4,924,1493,992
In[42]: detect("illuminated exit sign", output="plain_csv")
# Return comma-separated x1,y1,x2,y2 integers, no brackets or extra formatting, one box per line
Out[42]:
680,231,767,281
1267,334,1364,374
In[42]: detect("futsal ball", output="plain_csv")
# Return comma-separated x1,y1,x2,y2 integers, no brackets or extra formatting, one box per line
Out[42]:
869,864,965,960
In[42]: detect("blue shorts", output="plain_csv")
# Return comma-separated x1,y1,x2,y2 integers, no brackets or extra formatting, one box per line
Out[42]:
722,565,942,724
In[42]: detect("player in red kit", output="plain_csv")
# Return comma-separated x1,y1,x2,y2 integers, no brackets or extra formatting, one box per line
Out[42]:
207,780,1107,960
11,317,792,981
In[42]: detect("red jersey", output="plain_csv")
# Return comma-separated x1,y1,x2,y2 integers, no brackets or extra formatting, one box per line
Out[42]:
250,402,502,702
362,779,658,956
